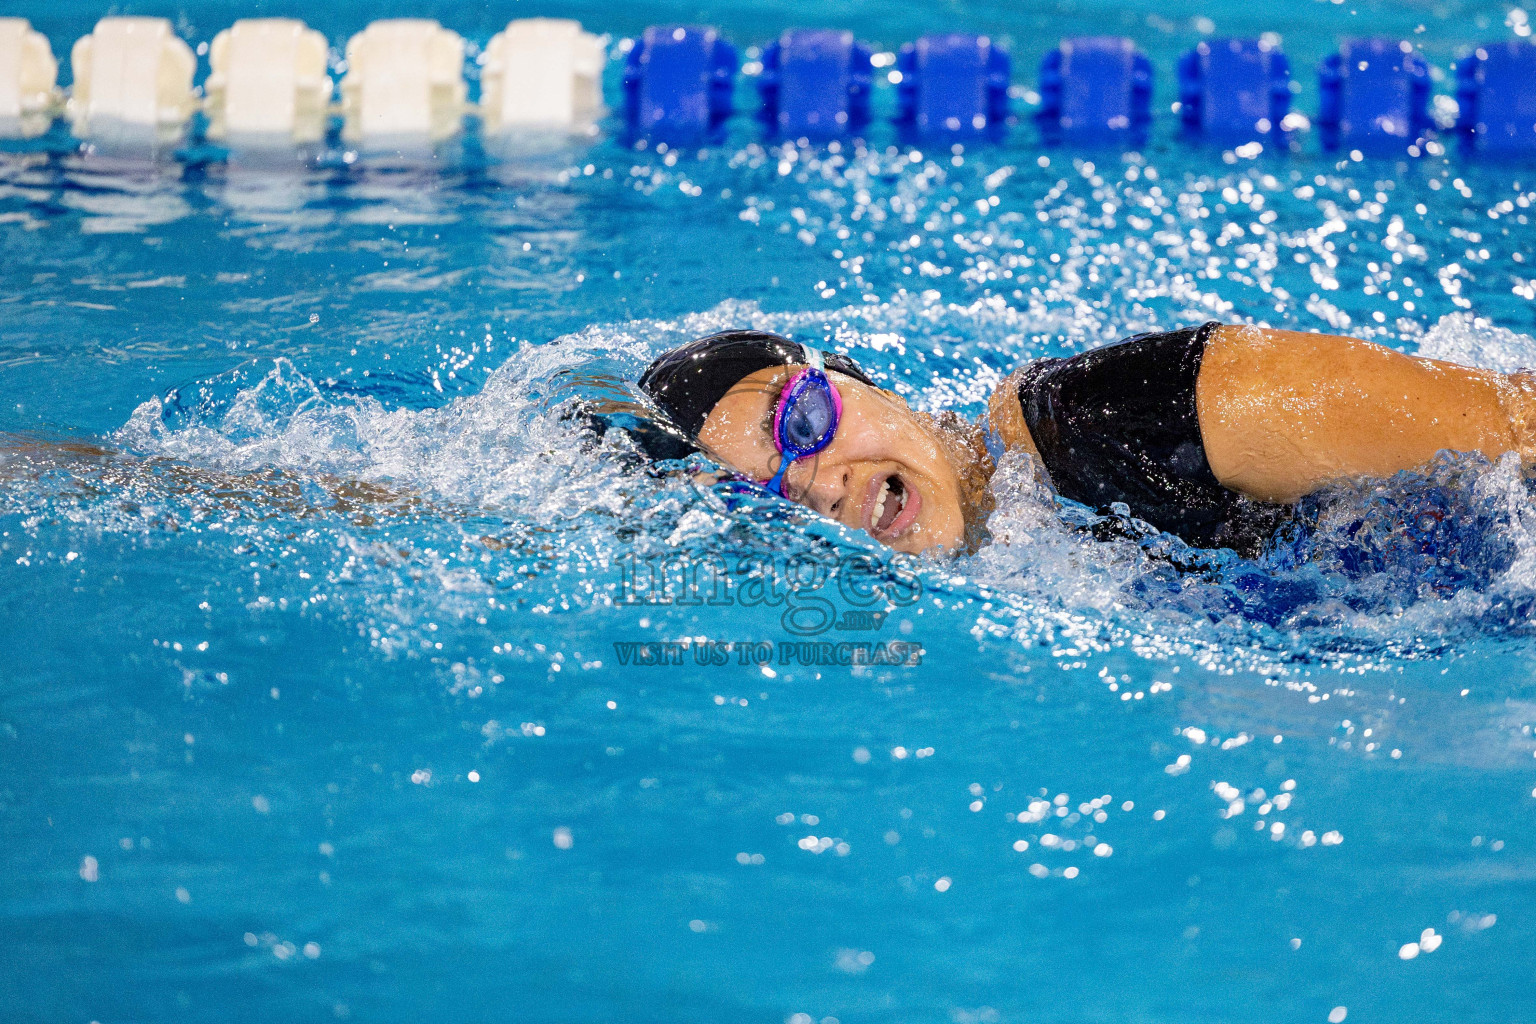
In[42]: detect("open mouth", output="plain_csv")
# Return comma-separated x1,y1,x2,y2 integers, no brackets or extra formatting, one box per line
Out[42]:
868,472,920,539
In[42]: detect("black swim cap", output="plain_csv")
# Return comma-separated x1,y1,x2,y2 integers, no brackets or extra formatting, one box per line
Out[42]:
638,329,880,442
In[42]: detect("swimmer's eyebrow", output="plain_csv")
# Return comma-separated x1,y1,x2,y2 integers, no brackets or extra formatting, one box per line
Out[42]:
723,373,792,441
761,376,791,434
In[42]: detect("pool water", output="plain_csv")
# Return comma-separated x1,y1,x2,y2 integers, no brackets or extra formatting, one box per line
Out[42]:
5,1,1536,1021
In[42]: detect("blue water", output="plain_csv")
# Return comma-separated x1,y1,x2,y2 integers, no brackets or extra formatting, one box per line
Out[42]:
5,2,1536,1021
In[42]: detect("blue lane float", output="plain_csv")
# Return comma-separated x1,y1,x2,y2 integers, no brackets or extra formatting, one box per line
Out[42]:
623,25,736,138
1178,37,1291,143
1317,37,1430,152
1456,40,1536,156
1037,36,1152,146
894,33,1010,135
758,29,872,138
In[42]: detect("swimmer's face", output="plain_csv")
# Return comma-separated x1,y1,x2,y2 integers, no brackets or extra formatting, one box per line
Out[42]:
698,366,968,554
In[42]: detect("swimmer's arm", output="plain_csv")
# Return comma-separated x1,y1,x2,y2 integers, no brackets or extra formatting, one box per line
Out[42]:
0,431,432,524
1197,325,1533,504
0,432,118,492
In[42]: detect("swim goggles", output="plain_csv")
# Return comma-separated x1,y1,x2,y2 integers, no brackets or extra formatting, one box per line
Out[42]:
761,345,843,498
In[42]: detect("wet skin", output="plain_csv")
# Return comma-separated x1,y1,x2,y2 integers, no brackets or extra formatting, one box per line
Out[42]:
697,366,968,555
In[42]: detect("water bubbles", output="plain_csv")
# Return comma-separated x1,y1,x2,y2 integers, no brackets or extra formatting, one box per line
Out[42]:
834,948,875,974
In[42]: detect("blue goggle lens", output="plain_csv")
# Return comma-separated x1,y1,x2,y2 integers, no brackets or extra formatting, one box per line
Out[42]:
781,385,837,453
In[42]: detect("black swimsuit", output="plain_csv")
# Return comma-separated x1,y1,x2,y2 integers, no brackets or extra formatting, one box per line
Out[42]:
1016,323,1290,556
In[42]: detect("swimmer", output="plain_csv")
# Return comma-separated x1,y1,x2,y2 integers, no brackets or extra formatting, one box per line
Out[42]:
632,324,1536,557
6,322,1533,560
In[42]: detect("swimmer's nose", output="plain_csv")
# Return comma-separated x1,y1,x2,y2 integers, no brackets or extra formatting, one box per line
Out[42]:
789,463,853,521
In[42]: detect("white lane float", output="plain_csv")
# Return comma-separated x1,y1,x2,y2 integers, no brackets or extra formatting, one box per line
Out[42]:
66,16,196,143
340,19,466,145
204,18,332,145
479,18,605,134
0,17,59,138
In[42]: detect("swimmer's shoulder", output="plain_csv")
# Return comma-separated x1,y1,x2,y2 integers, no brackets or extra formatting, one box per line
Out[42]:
986,365,1043,462
987,324,1237,462
985,324,1227,464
